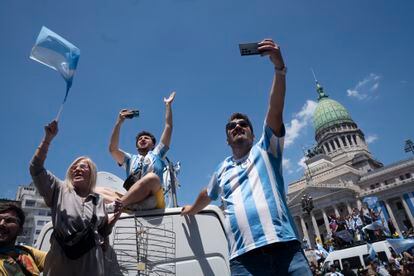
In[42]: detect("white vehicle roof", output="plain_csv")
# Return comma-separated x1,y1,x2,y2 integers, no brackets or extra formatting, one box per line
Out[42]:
36,205,230,276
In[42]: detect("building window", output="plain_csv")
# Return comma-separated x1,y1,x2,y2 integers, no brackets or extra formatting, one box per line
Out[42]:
35,230,41,235
400,175,405,181
406,173,411,179
370,184,375,190
37,221,44,226
38,210,48,216
25,200,35,207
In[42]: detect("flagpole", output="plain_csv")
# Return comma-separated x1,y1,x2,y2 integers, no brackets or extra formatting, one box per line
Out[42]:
55,83,70,122
55,103,64,122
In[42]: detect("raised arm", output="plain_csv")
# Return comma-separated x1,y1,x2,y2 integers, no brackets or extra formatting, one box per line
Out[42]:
159,91,176,147
181,188,211,216
259,39,286,136
32,120,58,167
109,109,131,164
29,120,59,206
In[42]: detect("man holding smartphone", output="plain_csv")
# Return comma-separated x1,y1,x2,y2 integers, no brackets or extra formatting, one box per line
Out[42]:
182,39,311,275
103,91,176,212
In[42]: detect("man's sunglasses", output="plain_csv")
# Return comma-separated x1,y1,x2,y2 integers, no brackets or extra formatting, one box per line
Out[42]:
226,120,250,131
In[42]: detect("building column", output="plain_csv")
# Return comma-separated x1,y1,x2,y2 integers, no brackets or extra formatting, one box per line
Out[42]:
322,209,330,234
356,199,362,209
337,137,345,148
346,202,353,215
323,144,329,154
311,211,321,243
400,195,414,227
384,199,402,237
333,205,340,217
324,143,331,153
300,215,310,245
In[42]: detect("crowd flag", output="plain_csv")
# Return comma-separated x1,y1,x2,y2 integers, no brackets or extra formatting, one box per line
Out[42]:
30,26,80,121
367,243,377,261
387,238,414,255
363,196,379,211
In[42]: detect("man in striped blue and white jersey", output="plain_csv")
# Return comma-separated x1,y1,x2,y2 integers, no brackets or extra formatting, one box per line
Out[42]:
182,39,311,275
104,92,176,211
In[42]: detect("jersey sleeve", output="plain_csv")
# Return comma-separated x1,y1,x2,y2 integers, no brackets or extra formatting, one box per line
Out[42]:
258,123,286,158
119,150,131,167
152,142,169,159
206,172,222,201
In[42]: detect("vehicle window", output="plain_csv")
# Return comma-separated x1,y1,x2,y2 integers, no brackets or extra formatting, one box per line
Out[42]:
333,259,340,269
378,251,388,263
362,251,389,266
341,256,363,269
322,261,331,273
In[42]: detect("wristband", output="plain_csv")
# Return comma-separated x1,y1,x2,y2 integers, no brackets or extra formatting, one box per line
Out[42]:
275,66,287,76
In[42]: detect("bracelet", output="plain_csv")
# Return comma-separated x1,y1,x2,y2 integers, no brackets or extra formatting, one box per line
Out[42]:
275,66,287,76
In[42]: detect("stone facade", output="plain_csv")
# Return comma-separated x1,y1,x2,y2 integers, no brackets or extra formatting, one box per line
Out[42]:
287,81,414,248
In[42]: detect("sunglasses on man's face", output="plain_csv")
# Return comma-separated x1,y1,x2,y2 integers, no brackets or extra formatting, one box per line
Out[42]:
226,120,250,131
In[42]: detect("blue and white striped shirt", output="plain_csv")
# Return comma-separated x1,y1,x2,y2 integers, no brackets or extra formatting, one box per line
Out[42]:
122,143,168,185
207,124,298,259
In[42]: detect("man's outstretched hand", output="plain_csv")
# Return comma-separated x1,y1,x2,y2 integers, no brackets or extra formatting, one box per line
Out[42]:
164,91,176,105
258,39,285,70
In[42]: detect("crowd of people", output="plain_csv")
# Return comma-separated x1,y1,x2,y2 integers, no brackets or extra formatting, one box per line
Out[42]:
310,248,414,276
327,207,404,250
301,206,414,275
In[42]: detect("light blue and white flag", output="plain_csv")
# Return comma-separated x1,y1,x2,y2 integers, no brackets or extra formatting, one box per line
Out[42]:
367,243,377,260
363,196,379,211
316,243,329,259
30,26,80,120
387,238,414,255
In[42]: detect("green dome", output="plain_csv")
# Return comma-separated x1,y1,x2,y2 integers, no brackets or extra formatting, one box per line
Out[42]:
312,83,354,134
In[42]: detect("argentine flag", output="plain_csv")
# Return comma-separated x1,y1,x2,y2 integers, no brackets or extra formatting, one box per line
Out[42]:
387,238,414,254
30,26,80,89
367,243,377,260
363,196,379,211
30,26,80,120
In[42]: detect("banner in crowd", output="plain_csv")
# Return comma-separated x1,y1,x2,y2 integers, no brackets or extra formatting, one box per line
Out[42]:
367,243,377,260
363,196,379,211
387,238,414,254
403,192,414,218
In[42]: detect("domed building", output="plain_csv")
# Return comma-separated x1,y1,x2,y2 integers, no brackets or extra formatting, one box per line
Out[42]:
287,80,414,247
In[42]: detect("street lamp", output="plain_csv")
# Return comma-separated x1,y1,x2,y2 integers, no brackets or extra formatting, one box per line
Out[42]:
301,194,314,214
405,139,414,155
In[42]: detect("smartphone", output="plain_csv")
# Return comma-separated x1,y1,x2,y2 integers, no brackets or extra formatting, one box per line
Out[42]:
125,110,140,119
239,42,260,56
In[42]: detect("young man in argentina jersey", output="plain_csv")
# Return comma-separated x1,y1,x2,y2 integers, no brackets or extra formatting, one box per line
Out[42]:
182,39,311,275
101,91,176,212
